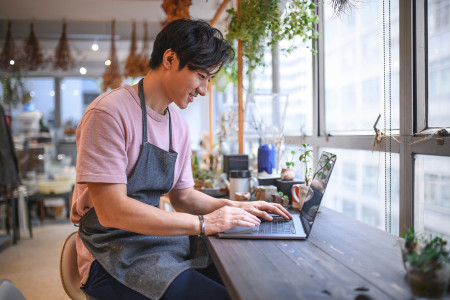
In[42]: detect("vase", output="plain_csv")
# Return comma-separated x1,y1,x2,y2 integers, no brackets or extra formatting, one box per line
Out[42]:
406,262,450,300
257,144,276,174
280,168,295,181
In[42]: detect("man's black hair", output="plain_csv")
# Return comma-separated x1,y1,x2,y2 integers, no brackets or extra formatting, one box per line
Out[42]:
149,19,234,74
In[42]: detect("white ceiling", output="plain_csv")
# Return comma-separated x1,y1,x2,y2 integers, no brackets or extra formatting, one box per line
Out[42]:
0,0,233,77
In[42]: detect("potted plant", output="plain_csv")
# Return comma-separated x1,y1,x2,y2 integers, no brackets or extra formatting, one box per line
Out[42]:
191,155,213,190
280,150,296,181
271,191,289,208
400,228,450,299
226,0,319,72
298,144,313,185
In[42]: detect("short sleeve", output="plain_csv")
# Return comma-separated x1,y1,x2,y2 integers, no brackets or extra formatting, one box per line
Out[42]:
76,109,128,184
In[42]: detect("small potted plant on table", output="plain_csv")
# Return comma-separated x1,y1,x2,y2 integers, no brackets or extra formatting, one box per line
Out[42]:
401,227,450,299
280,150,296,181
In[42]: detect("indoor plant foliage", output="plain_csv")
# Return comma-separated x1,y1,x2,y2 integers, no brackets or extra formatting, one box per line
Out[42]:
226,0,319,72
401,228,450,299
299,143,313,185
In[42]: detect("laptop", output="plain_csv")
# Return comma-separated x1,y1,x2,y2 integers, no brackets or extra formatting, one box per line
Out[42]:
217,151,337,240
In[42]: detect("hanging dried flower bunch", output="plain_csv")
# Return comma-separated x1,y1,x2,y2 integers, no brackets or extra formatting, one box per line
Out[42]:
161,0,192,25
22,23,49,71
136,22,150,76
0,21,20,72
123,22,140,78
102,20,122,91
54,22,75,71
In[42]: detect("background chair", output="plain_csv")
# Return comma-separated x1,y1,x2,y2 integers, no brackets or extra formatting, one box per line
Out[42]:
0,279,26,300
60,231,87,300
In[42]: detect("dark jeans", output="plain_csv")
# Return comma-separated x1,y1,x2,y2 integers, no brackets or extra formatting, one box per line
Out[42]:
81,260,231,300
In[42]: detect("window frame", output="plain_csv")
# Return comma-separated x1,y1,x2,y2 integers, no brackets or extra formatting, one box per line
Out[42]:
285,0,450,235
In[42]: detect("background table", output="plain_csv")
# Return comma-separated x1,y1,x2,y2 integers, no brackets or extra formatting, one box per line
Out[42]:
206,207,450,300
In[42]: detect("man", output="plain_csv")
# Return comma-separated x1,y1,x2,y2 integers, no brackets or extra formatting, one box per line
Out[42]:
71,19,291,300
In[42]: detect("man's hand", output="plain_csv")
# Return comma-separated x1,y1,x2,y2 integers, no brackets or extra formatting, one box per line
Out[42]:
203,206,261,235
233,201,292,222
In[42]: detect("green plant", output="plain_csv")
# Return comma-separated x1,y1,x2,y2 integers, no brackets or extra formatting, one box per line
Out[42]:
299,144,313,185
226,0,319,72
191,156,213,182
285,150,296,168
401,228,450,299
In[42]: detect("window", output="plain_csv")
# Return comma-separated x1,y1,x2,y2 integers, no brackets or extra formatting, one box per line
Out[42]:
323,1,400,133
279,38,313,135
427,0,450,127
320,148,400,235
414,155,450,240
61,78,101,128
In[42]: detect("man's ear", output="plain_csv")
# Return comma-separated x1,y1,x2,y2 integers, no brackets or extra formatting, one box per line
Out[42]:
162,49,177,70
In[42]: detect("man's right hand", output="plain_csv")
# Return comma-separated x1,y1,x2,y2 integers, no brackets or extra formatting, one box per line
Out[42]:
203,206,261,235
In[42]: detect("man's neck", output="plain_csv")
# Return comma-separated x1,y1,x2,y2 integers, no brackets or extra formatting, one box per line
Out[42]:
132,70,170,115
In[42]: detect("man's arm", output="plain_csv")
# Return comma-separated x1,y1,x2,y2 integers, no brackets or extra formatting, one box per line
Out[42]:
88,182,261,236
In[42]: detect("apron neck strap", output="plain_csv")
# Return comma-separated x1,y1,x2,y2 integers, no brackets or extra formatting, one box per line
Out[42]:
138,79,174,151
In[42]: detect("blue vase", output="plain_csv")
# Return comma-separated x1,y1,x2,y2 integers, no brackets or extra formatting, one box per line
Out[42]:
258,144,276,174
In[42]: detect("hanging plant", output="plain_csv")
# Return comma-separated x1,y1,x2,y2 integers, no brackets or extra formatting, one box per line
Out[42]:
54,22,75,71
0,21,20,72
102,20,122,91
226,0,319,72
136,22,150,76
22,22,49,71
1,74,31,107
123,22,140,78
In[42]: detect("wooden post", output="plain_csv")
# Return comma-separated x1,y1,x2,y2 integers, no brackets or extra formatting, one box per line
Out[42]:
238,39,244,154
208,82,213,153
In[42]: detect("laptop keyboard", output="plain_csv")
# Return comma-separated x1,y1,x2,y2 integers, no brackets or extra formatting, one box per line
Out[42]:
259,219,296,234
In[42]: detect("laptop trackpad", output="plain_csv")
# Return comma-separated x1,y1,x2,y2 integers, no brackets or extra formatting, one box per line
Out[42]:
223,226,259,234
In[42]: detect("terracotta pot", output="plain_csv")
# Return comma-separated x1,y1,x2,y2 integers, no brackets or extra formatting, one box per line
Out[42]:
280,168,295,181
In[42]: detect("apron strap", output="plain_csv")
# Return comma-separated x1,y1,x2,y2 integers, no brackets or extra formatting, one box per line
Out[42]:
138,79,148,144
138,78,174,152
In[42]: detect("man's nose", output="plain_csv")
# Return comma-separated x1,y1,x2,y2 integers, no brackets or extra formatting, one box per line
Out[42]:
196,81,207,96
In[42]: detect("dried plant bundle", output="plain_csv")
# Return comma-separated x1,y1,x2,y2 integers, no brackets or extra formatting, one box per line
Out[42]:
0,21,19,71
124,22,141,78
161,0,192,24
102,20,122,91
22,23,49,71
136,22,150,76
54,22,75,71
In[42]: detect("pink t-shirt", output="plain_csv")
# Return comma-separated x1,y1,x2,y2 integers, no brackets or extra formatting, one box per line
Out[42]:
70,84,194,284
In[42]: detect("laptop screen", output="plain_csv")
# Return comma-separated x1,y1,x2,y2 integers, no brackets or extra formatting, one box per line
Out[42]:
300,151,337,236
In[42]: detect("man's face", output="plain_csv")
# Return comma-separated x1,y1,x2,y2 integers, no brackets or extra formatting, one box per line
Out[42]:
166,58,215,109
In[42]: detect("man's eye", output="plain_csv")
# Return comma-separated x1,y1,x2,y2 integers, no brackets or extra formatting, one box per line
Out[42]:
198,73,206,79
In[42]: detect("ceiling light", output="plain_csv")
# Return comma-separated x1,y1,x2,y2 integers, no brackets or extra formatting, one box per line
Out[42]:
30,91,35,97
73,90,79,96
9,60,14,65
80,67,87,75
105,59,111,66
61,84,66,90
91,43,99,51
50,91,55,97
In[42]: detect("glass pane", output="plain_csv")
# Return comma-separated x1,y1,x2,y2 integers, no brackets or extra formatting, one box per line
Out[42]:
324,0,400,133
414,155,450,240
427,0,450,127
9,77,55,138
280,38,313,135
320,148,400,235
61,77,101,128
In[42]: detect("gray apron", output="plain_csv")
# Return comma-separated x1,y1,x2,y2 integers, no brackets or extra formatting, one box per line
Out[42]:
79,79,210,300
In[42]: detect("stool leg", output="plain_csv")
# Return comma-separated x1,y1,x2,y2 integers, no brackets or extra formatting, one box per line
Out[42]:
26,197,33,239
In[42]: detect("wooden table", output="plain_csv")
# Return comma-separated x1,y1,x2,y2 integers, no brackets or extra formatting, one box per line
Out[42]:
206,207,450,300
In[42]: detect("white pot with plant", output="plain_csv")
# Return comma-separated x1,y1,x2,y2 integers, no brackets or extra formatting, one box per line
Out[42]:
280,150,296,181
291,144,313,209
